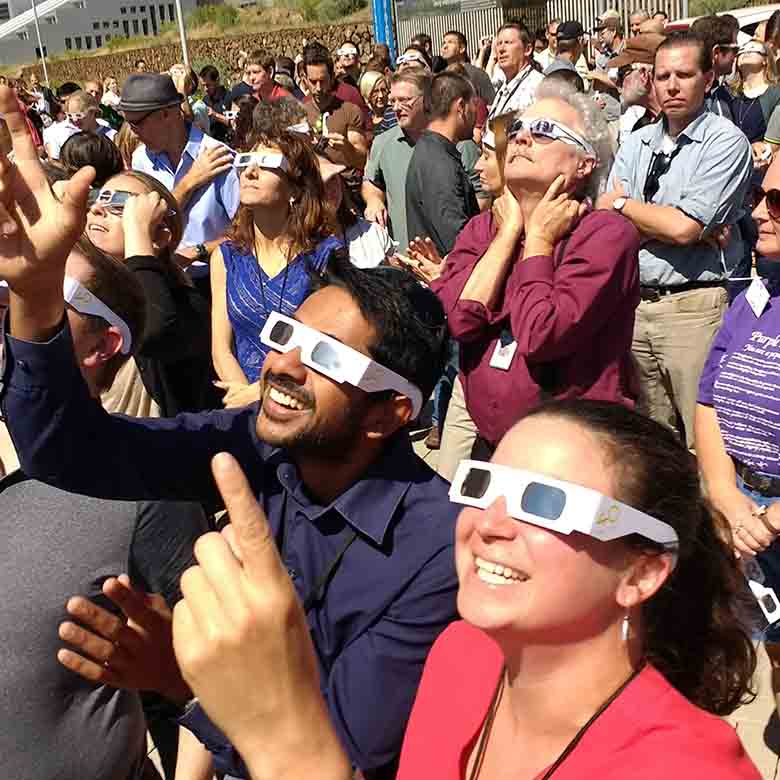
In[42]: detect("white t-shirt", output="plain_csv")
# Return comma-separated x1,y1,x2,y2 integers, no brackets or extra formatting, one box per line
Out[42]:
43,121,78,159
102,91,121,107
489,64,544,119
345,219,395,268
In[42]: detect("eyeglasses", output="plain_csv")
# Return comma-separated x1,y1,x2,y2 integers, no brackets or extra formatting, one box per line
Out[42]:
390,94,421,108
752,186,780,220
396,53,427,67
63,275,132,354
223,110,239,120
508,116,597,158
66,111,87,122
449,460,679,553
121,108,160,130
259,311,424,417
88,188,177,217
233,152,289,172
642,147,680,203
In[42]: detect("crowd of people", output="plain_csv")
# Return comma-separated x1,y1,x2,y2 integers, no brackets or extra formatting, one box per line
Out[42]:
2,9,780,779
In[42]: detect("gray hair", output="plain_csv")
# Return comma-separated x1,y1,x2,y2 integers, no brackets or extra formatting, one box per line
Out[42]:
533,80,614,199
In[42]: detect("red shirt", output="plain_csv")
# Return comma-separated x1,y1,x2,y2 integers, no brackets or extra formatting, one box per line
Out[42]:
431,209,640,446
398,621,760,780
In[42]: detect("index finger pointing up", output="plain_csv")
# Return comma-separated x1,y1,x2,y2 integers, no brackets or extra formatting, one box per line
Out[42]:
211,452,283,583
0,86,38,164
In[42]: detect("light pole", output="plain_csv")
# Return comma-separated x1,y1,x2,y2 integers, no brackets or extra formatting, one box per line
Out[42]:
30,0,50,87
173,0,190,68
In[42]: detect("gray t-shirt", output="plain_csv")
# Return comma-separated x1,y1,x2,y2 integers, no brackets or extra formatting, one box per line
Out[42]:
0,474,208,779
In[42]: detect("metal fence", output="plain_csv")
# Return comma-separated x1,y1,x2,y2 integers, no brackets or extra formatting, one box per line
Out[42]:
396,0,685,56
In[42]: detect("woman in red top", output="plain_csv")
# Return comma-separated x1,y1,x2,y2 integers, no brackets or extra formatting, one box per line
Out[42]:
397,400,759,779
432,82,639,450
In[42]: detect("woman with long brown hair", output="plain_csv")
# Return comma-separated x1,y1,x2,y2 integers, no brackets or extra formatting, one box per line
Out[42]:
210,130,342,408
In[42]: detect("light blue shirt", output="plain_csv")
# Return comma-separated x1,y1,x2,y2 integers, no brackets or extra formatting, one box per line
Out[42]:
608,109,753,286
131,123,240,249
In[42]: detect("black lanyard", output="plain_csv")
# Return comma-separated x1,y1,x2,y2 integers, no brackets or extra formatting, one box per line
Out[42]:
468,664,643,780
277,494,359,613
490,66,534,118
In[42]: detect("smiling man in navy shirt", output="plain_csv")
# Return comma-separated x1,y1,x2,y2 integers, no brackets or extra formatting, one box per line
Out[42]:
0,87,457,780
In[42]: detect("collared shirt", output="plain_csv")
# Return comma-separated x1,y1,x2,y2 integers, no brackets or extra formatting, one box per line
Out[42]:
608,109,753,286
132,123,240,248
431,209,640,446
0,322,459,774
405,130,479,256
364,124,416,251
488,63,544,119
42,120,78,159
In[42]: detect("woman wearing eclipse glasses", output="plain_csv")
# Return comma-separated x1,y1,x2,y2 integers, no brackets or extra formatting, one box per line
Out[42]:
173,401,759,780
432,82,638,477
697,153,780,695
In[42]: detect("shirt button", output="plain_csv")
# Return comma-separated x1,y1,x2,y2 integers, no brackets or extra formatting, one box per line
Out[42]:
287,568,297,580
16,359,27,371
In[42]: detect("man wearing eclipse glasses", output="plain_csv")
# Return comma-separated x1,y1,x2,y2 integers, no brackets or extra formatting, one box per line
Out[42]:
598,32,753,451
0,85,456,780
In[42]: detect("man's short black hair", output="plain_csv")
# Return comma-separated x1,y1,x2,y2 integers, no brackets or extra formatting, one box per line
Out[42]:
199,65,220,82
430,71,474,120
303,41,335,76
310,253,447,403
444,30,468,55
656,30,712,73
57,82,81,99
411,32,432,51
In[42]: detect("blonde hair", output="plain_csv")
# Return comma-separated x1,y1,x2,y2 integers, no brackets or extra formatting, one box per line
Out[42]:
115,122,141,169
730,40,779,94
359,70,386,104
103,76,118,92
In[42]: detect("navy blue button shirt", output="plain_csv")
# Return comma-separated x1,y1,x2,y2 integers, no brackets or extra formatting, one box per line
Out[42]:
1,323,459,773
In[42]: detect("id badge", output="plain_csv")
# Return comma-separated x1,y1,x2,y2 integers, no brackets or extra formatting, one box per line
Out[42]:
746,277,770,318
490,329,517,371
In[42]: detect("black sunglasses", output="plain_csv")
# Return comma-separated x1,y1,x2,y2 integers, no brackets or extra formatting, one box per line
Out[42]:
643,148,680,203
753,186,780,220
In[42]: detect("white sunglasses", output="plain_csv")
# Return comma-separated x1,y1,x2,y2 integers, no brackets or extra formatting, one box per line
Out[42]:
64,276,132,355
259,311,423,417
396,53,427,66
223,110,239,120
508,116,597,159
87,188,177,217
450,460,679,553
234,152,289,172
66,112,87,122
287,120,311,134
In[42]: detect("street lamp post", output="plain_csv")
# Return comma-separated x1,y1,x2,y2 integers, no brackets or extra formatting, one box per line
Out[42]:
30,0,50,87
173,0,190,68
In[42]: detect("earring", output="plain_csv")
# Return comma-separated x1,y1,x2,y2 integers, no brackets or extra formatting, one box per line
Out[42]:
621,612,630,642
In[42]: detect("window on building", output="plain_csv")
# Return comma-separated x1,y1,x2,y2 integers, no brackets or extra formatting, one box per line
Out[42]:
65,37,72,49
113,19,119,26
0,3,10,23
45,15,56,23
132,18,139,33
105,33,111,40
130,5,136,12
92,21,100,29
85,35,92,49
75,36,82,49
103,20,109,27
168,4,174,22
140,5,146,11
74,0,86,7
35,46,48,58
141,18,148,34
16,30,29,40
122,20,129,35
96,34,102,46
158,3,164,20
121,6,126,13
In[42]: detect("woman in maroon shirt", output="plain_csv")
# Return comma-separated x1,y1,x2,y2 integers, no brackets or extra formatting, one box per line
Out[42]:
432,83,640,451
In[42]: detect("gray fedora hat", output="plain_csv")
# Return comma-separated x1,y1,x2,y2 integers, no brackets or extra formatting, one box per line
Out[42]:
117,73,183,113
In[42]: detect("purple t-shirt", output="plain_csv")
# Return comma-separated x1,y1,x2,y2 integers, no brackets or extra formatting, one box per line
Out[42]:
698,283,780,475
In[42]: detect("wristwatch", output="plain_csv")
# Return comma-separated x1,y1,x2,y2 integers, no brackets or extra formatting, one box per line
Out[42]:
612,196,628,213
194,243,209,263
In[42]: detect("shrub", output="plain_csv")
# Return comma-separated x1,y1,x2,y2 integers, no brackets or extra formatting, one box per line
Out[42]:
187,4,241,30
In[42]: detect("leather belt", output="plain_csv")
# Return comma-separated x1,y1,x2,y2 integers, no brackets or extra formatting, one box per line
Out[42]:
639,280,726,303
734,458,780,498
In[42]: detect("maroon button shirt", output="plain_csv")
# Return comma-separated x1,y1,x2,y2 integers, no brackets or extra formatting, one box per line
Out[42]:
432,208,641,446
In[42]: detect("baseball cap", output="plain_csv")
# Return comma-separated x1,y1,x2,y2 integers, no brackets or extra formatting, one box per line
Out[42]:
595,9,621,30
544,59,577,76
557,21,584,40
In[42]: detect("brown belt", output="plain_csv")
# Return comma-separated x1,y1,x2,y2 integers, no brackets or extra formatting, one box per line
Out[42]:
734,458,780,498
639,280,726,303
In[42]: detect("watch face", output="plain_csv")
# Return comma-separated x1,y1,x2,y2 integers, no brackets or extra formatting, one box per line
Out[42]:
614,197,626,211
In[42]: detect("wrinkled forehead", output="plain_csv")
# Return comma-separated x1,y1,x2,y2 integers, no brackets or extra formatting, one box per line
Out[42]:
520,98,586,137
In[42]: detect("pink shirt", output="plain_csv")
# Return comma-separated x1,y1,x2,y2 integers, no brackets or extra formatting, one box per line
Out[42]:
431,209,640,446
398,621,760,780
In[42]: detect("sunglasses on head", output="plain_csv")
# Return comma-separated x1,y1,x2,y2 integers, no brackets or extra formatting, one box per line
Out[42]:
508,116,597,159
64,276,132,354
752,186,780,220
259,311,423,417
234,152,289,172
88,188,177,217
449,460,679,553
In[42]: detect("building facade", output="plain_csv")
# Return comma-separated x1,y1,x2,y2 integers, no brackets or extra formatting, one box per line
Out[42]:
0,0,199,67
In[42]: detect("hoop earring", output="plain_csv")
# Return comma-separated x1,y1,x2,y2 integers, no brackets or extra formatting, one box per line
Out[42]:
621,612,630,642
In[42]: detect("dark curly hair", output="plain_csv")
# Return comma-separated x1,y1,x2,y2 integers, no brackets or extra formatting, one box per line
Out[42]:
524,399,756,716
